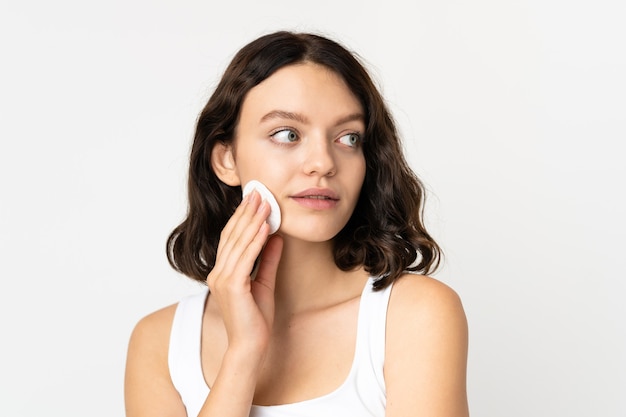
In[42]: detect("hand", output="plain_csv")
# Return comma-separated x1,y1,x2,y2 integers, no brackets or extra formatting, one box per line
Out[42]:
207,191,283,358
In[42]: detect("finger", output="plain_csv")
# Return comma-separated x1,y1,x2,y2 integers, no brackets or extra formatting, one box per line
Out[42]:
221,199,271,271
216,193,262,266
252,234,284,294
210,200,272,290
217,192,269,256
216,191,260,258
217,192,249,240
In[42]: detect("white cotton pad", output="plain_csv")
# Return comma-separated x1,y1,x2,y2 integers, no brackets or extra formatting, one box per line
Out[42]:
242,180,282,234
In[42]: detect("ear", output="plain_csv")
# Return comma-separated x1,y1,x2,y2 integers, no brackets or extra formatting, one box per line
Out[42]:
211,142,241,186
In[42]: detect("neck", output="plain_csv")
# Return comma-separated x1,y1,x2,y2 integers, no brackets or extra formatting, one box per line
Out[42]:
271,236,369,316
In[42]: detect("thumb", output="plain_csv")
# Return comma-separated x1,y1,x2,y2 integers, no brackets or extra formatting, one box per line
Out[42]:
251,234,283,295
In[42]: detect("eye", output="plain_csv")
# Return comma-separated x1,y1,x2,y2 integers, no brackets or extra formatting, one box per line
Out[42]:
271,128,299,144
337,132,362,147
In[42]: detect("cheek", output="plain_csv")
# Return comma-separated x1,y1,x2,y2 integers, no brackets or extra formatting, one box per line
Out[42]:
235,153,292,190
353,157,367,188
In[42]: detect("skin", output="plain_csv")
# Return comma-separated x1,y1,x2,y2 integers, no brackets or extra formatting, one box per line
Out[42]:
124,62,469,417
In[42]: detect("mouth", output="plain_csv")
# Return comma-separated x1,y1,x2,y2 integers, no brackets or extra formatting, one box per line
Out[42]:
290,188,340,209
291,188,340,200
297,195,337,200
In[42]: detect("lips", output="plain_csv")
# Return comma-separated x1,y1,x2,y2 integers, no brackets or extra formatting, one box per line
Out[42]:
291,188,339,200
300,196,333,199
290,188,339,209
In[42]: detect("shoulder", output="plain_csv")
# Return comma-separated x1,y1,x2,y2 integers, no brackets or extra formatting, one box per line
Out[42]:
386,274,467,365
126,303,178,378
128,303,179,354
388,273,466,323
386,273,468,355
384,274,469,416
125,303,186,416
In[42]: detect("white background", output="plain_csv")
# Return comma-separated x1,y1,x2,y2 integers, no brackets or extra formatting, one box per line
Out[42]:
1,1,624,416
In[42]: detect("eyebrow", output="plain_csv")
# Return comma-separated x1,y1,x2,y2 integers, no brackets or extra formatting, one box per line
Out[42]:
260,110,309,124
260,110,365,126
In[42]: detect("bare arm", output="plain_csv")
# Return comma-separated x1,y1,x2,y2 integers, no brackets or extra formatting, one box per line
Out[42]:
196,190,282,416
125,191,282,417
385,275,469,417
199,236,282,415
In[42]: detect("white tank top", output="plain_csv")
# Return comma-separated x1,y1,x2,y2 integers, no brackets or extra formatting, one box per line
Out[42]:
168,277,392,417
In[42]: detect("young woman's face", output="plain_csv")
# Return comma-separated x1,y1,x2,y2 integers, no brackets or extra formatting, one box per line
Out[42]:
231,62,366,242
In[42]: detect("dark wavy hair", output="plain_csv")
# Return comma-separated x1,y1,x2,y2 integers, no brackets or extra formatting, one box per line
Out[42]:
167,31,441,290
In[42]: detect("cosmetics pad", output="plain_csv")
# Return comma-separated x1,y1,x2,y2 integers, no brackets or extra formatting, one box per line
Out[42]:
242,180,282,234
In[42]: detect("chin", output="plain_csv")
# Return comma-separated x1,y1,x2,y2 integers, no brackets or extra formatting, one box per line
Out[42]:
280,226,344,243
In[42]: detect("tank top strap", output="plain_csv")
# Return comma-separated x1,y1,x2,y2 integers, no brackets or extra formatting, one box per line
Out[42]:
168,288,209,416
351,276,394,410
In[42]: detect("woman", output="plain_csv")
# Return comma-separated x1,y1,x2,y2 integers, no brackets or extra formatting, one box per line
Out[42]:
125,31,469,417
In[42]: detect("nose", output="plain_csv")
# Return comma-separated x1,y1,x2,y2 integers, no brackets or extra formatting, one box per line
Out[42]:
302,136,336,177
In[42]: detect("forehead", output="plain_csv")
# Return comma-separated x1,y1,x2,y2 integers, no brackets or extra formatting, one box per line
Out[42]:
239,62,363,123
